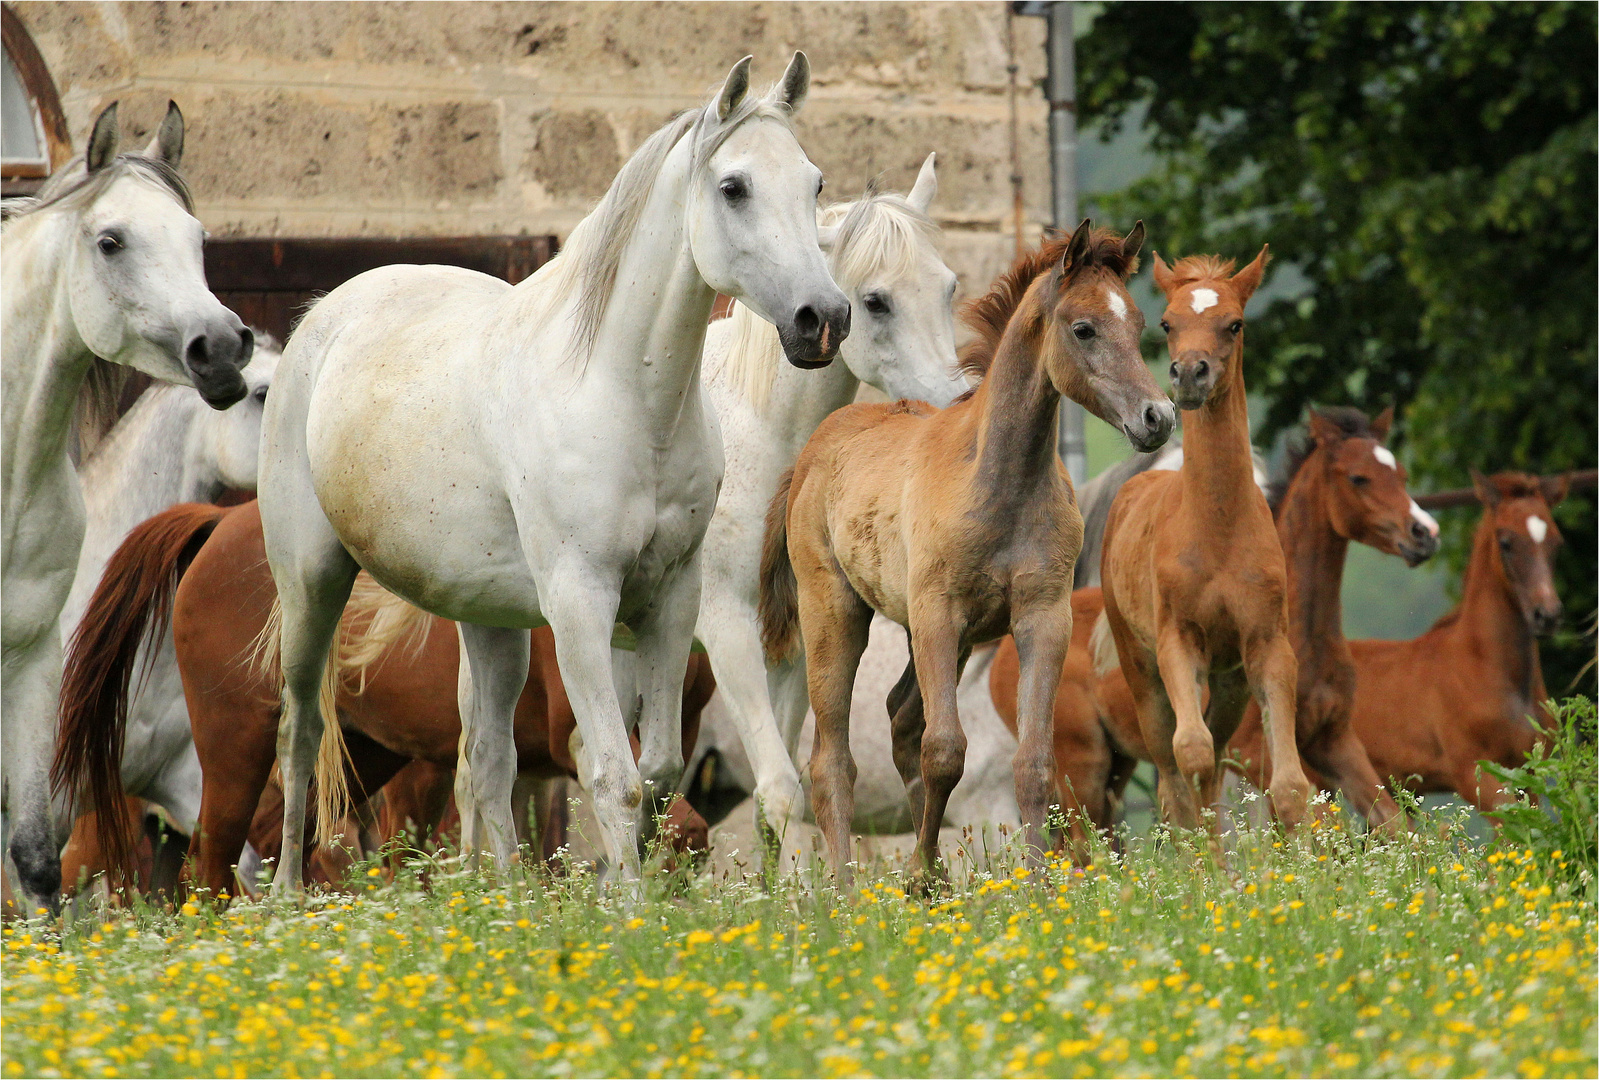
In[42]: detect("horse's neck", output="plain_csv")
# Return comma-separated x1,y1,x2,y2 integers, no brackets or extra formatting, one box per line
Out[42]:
80,388,219,556
1276,467,1349,662
1180,344,1257,523
1453,520,1543,712
767,351,861,458
970,317,1061,497
511,138,715,442
1,215,95,502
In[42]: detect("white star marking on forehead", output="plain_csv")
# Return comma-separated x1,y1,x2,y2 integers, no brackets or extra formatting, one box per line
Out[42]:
1410,499,1439,537
1190,288,1218,314
1373,445,1397,469
1105,287,1128,321
1526,515,1548,544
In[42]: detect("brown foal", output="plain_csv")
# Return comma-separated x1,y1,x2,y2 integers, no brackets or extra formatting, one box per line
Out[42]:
760,221,1174,885
1228,407,1439,831
1344,472,1565,811
1099,247,1313,834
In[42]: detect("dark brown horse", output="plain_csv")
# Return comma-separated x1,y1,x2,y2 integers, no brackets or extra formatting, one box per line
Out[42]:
760,221,1173,885
1227,407,1439,830
1343,472,1565,810
55,500,715,898
1099,247,1313,833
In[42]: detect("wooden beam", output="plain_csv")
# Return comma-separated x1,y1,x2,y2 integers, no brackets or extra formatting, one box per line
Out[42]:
203,236,557,292
1413,468,1597,510
2,4,73,170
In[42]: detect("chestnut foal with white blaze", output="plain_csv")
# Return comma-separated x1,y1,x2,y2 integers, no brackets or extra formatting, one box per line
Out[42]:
762,223,1175,885
1099,248,1314,834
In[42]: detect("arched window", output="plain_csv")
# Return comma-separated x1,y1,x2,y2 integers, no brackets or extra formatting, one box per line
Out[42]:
2,4,70,195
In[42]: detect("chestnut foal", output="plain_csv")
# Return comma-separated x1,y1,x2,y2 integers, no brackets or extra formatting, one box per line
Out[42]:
1099,248,1313,834
1345,472,1566,811
760,222,1174,885
1227,407,1439,831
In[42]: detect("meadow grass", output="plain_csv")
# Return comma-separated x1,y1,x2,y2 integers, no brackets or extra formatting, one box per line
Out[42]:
2,804,1593,1079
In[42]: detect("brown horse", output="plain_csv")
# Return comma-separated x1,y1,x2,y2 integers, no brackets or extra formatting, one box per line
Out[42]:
1099,247,1313,834
1227,407,1439,829
1342,472,1565,811
759,220,1174,884
56,500,715,898
997,406,1442,848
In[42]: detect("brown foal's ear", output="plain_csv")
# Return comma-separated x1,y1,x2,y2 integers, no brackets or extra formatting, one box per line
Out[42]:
1151,251,1176,296
1230,243,1271,306
85,101,120,174
1541,472,1571,506
1307,408,1345,446
1471,469,1500,508
1063,218,1093,271
1370,405,1394,442
1120,221,1146,267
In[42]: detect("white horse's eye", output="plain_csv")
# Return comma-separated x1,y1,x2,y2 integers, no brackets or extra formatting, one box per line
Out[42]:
863,293,889,316
97,233,123,255
719,178,747,201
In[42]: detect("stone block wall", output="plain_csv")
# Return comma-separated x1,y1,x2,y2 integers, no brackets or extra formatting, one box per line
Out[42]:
14,0,1053,300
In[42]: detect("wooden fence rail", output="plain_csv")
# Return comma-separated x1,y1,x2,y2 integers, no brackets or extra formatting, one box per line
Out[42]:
1412,468,1597,510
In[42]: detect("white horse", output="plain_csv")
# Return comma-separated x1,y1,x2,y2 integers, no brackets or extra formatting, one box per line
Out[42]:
1,101,252,914
258,54,850,890
54,340,279,850
694,157,968,839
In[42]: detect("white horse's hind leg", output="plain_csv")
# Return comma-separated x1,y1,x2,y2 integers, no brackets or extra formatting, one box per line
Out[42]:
630,562,701,850
266,540,357,895
2,636,64,915
543,576,643,886
455,623,530,868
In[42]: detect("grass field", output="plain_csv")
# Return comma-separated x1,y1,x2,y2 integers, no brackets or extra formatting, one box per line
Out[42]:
3,802,1593,1079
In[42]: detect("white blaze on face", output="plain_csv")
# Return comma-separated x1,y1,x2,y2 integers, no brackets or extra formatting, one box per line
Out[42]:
1105,287,1128,321
1372,445,1397,470
1526,515,1548,545
1409,499,1440,537
1190,287,1219,314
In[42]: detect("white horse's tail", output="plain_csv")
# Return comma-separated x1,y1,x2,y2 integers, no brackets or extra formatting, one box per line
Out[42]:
1088,610,1121,679
247,574,433,850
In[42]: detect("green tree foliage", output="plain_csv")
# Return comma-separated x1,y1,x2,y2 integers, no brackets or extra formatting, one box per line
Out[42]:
1079,2,1596,688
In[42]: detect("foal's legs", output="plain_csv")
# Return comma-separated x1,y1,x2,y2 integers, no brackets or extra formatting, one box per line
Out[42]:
887,650,926,827
1302,723,1404,834
907,608,970,881
1202,665,1254,813
1010,610,1071,864
1245,635,1312,830
1144,626,1211,830
798,573,872,889
455,623,532,867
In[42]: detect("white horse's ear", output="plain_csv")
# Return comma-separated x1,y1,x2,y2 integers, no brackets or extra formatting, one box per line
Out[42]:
816,224,840,252
143,100,184,169
771,51,810,114
85,101,120,174
906,152,938,213
717,56,754,122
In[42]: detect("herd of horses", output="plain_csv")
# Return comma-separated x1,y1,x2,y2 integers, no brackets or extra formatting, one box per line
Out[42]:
1,56,1571,917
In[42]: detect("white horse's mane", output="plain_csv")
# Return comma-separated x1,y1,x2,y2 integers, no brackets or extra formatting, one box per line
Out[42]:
0,153,192,227
546,87,796,365
716,188,940,413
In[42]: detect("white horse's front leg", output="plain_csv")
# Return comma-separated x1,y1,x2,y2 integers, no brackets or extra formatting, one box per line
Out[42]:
2,634,65,916
696,593,805,832
630,559,702,850
543,574,643,884
455,623,531,868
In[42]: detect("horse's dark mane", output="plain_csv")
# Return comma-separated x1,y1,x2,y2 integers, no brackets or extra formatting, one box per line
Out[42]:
957,228,1140,383
1268,406,1379,511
